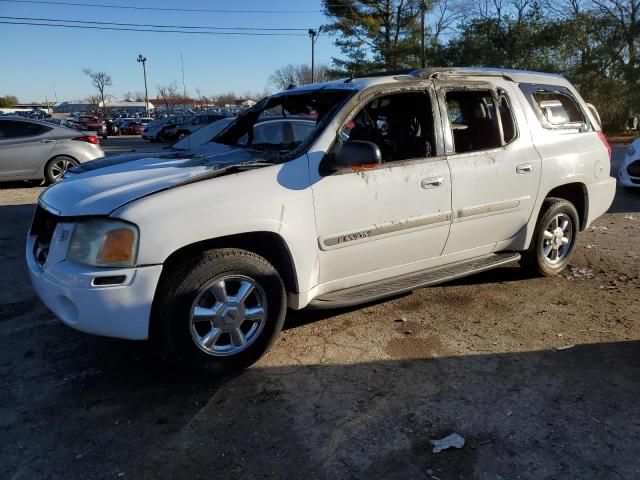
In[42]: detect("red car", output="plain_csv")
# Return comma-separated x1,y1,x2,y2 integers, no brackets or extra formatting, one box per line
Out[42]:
123,120,145,135
75,115,106,136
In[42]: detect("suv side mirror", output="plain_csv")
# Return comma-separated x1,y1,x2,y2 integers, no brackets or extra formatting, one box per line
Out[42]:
328,140,382,172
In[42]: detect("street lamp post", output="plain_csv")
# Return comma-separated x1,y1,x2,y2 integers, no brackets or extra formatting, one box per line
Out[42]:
137,54,149,117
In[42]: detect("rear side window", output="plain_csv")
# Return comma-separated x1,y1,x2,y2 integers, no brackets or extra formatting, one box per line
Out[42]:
498,94,517,144
0,120,51,139
520,84,589,130
445,90,502,154
533,92,584,125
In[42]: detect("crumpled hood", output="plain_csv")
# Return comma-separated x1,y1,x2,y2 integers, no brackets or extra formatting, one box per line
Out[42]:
39,143,267,216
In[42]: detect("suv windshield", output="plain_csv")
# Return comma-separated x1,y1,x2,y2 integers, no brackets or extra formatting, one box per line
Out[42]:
215,89,354,158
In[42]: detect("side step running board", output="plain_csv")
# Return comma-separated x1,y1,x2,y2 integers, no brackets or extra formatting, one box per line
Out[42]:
310,252,521,309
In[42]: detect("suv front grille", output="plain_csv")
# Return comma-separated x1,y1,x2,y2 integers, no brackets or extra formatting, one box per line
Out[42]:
628,160,640,177
31,205,60,266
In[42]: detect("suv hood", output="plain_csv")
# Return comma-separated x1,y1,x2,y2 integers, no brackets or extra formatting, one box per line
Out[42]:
39,143,269,216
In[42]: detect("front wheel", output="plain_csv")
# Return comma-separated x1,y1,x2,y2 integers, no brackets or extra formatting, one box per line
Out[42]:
521,198,580,276
155,248,287,373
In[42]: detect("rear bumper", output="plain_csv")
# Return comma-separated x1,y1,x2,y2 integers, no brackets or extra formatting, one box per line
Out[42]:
27,234,162,340
585,177,616,227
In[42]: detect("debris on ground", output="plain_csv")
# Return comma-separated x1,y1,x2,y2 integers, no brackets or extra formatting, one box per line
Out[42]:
555,344,575,351
431,433,466,453
565,266,595,281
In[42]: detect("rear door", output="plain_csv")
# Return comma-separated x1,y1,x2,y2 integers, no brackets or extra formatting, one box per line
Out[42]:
436,80,542,255
0,120,55,179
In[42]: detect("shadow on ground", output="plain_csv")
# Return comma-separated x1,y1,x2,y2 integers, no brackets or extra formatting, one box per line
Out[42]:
1,330,639,480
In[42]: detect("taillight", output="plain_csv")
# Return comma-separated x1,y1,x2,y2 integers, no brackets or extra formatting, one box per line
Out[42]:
597,131,611,160
72,135,99,145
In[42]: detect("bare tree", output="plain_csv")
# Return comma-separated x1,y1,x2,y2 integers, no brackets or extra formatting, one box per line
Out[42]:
156,83,179,112
122,91,146,102
426,0,465,45
86,94,101,114
269,64,332,91
83,69,112,112
591,0,640,66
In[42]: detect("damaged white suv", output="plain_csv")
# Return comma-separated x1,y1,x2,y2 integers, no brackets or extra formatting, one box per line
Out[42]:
28,68,616,371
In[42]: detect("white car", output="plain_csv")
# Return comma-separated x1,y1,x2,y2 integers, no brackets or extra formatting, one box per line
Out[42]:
27,67,616,372
618,137,640,190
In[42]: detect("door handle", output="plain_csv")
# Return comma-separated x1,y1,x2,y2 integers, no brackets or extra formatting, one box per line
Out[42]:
421,177,444,189
40,139,54,143
516,163,533,174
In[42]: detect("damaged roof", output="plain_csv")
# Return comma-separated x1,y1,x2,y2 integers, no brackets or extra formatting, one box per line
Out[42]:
290,67,572,93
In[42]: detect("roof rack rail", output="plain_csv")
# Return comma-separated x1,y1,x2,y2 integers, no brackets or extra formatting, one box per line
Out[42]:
345,69,416,81
411,67,516,82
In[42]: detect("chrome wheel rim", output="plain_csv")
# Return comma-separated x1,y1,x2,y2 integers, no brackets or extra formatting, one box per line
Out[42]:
189,275,267,357
50,159,74,180
542,213,573,264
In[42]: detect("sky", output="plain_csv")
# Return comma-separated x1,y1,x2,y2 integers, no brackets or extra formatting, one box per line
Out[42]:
0,0,338,102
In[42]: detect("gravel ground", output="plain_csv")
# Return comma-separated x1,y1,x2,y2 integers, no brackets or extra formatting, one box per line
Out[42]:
1,142,639,479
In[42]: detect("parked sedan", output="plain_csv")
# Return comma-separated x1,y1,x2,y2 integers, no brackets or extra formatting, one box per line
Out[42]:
0,117,104,184
123,121,145,135
619,137,640,191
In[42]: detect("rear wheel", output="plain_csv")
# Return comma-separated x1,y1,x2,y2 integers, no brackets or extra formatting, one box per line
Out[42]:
521,198,580,276
155,248,287,374
44,155,77,184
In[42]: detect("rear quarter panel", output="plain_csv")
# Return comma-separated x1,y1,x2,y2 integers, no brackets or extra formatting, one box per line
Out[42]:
514,82,612,247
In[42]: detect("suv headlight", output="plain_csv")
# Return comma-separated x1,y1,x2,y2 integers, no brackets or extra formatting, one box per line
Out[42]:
627,145,636,157
67,219,139,267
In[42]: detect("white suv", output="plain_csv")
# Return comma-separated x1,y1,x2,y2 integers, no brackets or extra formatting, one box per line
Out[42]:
27,68,616,372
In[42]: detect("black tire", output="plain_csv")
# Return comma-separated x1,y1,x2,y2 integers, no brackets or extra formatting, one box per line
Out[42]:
521,197,580,276
154,248,287,374
44,155,77,185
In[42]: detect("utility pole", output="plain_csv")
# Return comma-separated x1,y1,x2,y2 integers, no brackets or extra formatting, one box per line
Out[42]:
420,0,426,68
137,54,149,117
180,53,187,108
308,26,322,84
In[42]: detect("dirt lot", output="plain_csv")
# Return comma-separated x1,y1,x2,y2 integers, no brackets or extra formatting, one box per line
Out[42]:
1,144,639,479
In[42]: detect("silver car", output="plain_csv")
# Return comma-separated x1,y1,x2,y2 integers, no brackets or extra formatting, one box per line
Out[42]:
0,117,104,184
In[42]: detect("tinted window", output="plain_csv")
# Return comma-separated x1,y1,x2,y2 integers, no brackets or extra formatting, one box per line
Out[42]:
291,122,316,142
0,120,51,139
533,92,584,125
445,90,501,154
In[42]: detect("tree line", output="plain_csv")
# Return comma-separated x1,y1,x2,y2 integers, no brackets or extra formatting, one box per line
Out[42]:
322,0,640,130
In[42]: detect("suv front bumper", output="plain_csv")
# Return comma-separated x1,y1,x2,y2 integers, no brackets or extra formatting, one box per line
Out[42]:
618,163,640,188
26,234,162,340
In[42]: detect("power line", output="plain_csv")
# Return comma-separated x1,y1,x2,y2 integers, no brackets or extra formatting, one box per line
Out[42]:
0,15,309,31
0,20,308,35
0,0,323,14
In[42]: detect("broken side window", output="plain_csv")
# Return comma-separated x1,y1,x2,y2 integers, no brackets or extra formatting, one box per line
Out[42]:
445,90,502,154
533,91,584,126
341,91,436,163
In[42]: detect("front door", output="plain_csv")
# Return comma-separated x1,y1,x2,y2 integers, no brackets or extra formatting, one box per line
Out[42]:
310,88,453,292
0,120,55,179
